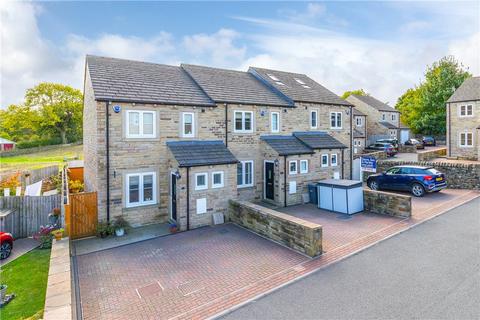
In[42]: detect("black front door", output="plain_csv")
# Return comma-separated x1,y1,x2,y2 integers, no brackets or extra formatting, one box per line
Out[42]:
171,173,177,221
265,162,275,200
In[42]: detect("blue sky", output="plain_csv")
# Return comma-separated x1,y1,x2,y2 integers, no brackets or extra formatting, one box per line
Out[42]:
1,1,479,107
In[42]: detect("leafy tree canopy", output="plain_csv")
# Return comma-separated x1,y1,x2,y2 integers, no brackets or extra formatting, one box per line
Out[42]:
341,89,368,100
0,83,83,146
396,56,471,135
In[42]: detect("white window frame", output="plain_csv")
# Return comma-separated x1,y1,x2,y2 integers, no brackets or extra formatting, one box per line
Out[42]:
195,172,208,190
321,154,329,167
310,110,318,129
289,160,298,175
330,112,342,129
234,111,254,133
331,154,338,167
300,160,308,174
125,172,157,208
382,113,386,121
181,112,195,138
237,160,254,188
459,105,473,117
459,132,473,147
271,112,280,133
391,114,397,121
211,171,224,189
126,110,156,138
355,117,363,127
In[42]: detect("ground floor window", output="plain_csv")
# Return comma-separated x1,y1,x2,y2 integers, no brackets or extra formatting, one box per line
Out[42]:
125,172,156,207
237,160,254,187
459,132,473,147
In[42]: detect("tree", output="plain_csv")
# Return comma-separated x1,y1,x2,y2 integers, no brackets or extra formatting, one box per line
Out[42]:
395,56,471,135
341,89,368,100
24,83,83,144
0,104,42,142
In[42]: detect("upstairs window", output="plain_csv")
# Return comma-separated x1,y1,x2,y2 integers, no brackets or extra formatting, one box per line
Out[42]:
331,154,338,167
330,112,342,129
182,112,195,137
310,110,318,129
300,160,308,173
321,154,329,167
355,117,363,126
212,171,224,188
391,114,397,121
382,114,386,121
289,161,297,175
271,112,280,133
126,110,156,138
459,105,473,117
234,111,254,133
126,172,156,208
195,173,208,190
237,160,254,188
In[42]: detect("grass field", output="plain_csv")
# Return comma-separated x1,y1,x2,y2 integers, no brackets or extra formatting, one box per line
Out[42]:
0,248,51,320
0,144,83,172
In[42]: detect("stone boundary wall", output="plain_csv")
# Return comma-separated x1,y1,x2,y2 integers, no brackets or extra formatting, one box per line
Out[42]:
44,238,72,320
354,150,387,160
418,148,447,161
365,160,480,189
364,189,411,218
398,144,417,153
228,200,322,257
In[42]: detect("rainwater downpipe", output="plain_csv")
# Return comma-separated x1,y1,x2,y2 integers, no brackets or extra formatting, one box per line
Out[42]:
105,101,110,222
283,155,287,207
186,167,190,231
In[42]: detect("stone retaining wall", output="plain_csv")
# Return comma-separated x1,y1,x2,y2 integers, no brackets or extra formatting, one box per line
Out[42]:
364,189,411,218
418,148,447,161
228,200,322,257
398,144,417,153
367,160,480,190
354,150,387,160
43,238,72,320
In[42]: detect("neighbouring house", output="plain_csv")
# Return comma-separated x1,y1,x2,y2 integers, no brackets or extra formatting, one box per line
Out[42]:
83,55,353,230
446,76,480,161
0,137,16,152
346,94,411,144
352,108,367,154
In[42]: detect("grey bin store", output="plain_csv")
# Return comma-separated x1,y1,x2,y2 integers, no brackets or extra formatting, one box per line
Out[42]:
317,179,364,214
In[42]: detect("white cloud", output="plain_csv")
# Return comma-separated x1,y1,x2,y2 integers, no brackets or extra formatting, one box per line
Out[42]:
448,32,480,75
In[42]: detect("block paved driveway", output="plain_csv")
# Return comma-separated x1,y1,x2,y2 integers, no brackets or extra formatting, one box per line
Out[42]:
75,189,479,320
75,224,308,320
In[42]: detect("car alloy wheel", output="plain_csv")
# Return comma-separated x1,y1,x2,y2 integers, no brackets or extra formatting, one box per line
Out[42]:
0,243,12,260
411,183,425,197
369,180,379,190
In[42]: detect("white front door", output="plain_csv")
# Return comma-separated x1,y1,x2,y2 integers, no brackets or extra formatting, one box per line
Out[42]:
400,130,409,144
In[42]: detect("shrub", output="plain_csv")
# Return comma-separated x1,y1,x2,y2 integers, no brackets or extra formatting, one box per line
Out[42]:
96,222,114,238
68,179,84,193
16,137,63,149
0,172,21,196
113,216,130,230
33,225,57,249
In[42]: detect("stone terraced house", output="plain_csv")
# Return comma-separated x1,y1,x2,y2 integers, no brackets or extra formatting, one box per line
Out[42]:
446,76,480,161
83,55,354,230
352,108,367,154
346,94,410,144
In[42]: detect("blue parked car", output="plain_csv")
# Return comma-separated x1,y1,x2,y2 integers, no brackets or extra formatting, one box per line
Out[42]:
367,165,447,197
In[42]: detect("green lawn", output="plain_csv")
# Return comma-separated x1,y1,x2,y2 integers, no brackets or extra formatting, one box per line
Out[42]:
0,144,83,172
0,248,51,320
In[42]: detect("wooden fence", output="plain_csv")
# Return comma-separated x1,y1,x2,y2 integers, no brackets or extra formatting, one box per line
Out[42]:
0,195,61,239
0,165,59,187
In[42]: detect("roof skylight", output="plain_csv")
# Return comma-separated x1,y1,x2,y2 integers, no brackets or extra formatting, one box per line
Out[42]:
267,73,280,81
302,85,311,89
275,81,285,86
294,78,306,85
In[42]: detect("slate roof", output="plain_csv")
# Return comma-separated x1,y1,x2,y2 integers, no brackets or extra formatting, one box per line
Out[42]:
181,64,293,107
86,55,215,106
261,136,314,156
293,132,347,149
351,94,399,113
379,121,398,129
166,140,238,167
249,67,351,106
353,108,366,116
0,137,15,144
447,77,480,103
353,129,365,138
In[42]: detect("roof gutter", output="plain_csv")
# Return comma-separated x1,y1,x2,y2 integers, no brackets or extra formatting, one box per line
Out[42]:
96,98,216,108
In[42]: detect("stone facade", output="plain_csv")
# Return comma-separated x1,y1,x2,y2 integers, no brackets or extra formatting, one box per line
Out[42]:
228,200,322,257
364,189,411,218
83,92,353,227
446,100,480,160
365,160,480,190
353,114,367,154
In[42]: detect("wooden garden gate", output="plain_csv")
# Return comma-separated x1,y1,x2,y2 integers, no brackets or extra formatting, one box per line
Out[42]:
65,192,98,239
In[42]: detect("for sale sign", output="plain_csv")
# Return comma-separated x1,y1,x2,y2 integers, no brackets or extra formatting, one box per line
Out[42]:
361,156,377,172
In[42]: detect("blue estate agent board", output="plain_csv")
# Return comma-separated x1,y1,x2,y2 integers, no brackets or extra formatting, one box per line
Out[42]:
361,156,377,173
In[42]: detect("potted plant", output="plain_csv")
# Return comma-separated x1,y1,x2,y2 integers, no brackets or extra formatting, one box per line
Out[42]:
169,222,178,233
96,222,113,238
0,284,7,301
51,228,64,241
113,216,130,237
